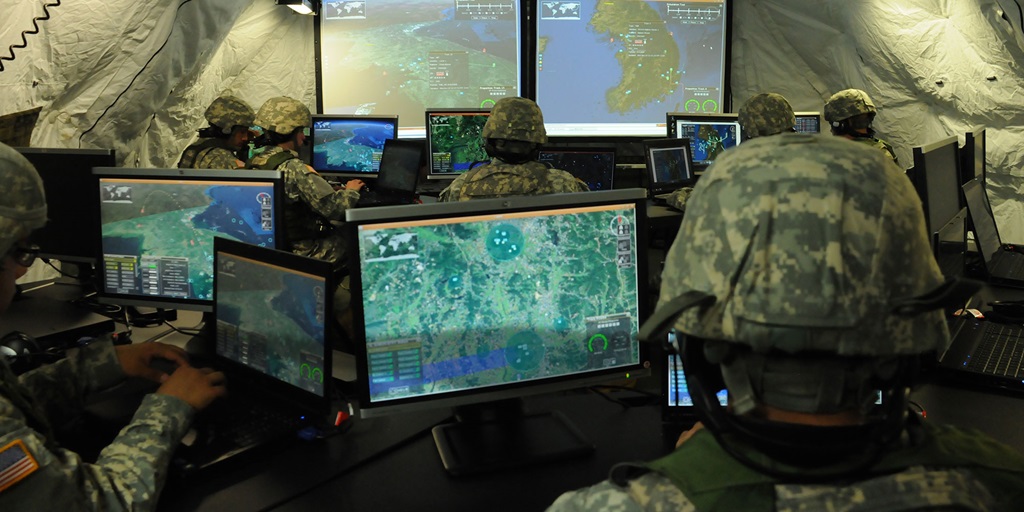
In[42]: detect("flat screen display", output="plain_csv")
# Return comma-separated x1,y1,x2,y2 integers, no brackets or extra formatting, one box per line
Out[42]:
536,0,730,136
536,148,616,191
319,0,521,139
426,109,491,177
667,113,740,169
310,115,399,175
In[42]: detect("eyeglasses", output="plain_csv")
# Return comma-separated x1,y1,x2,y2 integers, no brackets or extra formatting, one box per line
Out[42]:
9,244,40,268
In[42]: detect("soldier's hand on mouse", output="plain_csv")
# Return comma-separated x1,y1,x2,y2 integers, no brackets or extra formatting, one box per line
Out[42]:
345,179,366,191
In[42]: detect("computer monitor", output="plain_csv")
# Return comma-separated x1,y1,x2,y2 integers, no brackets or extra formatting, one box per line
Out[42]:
932,207,967,280
17,148,116,265
214,237,333,400
793,112,821,134
318,1,522,138
910,135,962,237
961,125,986,185
536,147,616,191
94,168,284,312
536,1,731,136
310,115,399,177
425,109,491,179
346,189,650,474
666,113,741,170
643,138,696,196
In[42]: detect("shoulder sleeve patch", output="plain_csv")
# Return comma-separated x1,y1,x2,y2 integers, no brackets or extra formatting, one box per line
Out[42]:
0,439,40,493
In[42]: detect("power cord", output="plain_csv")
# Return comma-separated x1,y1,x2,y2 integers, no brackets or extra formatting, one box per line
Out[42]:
0,0,62,72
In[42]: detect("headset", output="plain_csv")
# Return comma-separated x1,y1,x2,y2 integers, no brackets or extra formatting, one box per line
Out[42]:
0,331,45,375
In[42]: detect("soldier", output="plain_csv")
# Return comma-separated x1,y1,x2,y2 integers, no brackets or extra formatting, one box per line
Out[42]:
439,97,588,202
825,88,901,165
249,96,364,269
548,135,1024,510
664,92,795,211
0,142,226,510
177,95,256,169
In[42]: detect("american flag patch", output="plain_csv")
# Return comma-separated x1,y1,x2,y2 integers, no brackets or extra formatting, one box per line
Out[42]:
0,440,39,493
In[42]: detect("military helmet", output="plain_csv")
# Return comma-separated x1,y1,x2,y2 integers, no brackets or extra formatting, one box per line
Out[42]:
824,89,877,124
658,134,948,357
254,96,311,135
204,95,255,134
738,93,796,138
0,142,48,257
481,97,547,144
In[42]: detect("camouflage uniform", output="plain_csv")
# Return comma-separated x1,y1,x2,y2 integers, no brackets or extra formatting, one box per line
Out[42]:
0,142,193,510
439,97,589,202
177,95,255,169
251,97,359,268
548,135,1024,511
737,92,795,139
663,187,692,211
824,88,900,165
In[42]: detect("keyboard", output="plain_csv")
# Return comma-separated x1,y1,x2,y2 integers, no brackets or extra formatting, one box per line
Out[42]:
965,323,1024,378
990,253,1024,278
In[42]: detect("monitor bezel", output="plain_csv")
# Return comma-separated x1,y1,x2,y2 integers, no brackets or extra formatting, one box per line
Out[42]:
961,125,986,186
910,135,961,237
310,114,400,179
92,167,285,312
212,237,334,408
346,189,652,418
17,147,116,264
424,108,492,180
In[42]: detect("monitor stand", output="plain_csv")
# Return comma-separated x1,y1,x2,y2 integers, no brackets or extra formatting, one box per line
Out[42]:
431,397,594,476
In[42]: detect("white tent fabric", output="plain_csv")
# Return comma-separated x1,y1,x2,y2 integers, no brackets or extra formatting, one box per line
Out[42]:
1,0,1021,248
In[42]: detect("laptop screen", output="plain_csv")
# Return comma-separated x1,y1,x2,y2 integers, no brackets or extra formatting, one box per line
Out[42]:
214,239,331,398
962,178,1001,265
536,148,615,191
644,139,695,194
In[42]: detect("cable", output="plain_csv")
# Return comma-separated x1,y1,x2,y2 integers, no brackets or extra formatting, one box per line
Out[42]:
0,0,61,73
78,0,195,148
41,257,81,279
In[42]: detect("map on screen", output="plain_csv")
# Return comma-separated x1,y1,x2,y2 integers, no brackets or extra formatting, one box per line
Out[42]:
356,205,642,403
319,0,521,137
311,117,397,173
537,0,728,136
675,121,738,167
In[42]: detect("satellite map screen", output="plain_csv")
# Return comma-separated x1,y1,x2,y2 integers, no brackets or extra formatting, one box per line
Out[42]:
215,249,328,397
311,115,399,174
536,0,729,136
98,176,279,305
319,0,521,139
427,110,492,176
668,117,740,168
536,148,616,190
355,202,643,406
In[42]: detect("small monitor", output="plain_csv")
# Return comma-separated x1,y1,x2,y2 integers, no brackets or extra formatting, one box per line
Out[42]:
536,147,616,191
310,115,399,177
643,138,695,195
17,148,116,264
910,135,961,237
961,125,986,186
346,189,650,474
666,113,741,170
425,109,491,179
214,237,333,400
94,168,284,312
793,112,821,134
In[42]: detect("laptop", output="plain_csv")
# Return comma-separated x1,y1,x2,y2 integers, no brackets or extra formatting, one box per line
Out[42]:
939,302,1024,392
643,139,696,205
962,178,1024,287
357,138,424,207
537,147,616,191
662,333,727,433
171,237,334,476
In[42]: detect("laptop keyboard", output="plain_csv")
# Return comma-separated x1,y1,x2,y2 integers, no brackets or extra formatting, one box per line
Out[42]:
195,394,307,450
966,323,1024,378
990,253,1024,278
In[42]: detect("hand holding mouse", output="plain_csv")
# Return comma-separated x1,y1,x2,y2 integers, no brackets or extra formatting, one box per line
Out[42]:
116,342,189,383
345,179,366,192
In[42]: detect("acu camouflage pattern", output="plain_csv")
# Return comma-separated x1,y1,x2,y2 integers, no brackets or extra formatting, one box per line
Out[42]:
664,187,693,211
738,93,796,138
851,135,901,166
481,97,548,144
438,159,589,201
255,96,311,135
0,339,194,510
658,134,948,356
0,142,47,257
824,88,877,123
204,95,255,133
250,145,358,268
177,138,243,169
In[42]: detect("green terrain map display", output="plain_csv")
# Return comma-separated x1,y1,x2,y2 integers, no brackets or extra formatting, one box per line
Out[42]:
358,206,641,402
